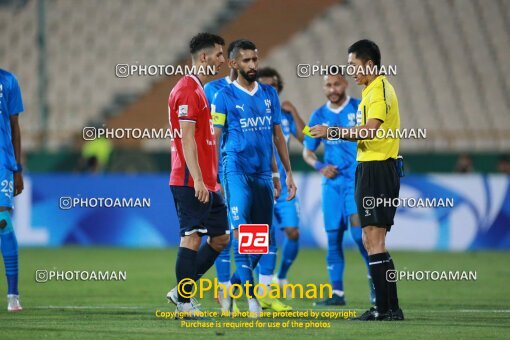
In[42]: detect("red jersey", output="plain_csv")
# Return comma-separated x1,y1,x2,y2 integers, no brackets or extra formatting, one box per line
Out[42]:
169,75,219,192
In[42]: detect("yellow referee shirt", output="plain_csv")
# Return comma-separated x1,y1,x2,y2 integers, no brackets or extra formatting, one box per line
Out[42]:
356,75,400,162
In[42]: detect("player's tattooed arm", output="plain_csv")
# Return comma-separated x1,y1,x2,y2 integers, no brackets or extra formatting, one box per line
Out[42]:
181,121,209,204
10,115,23,196
273,124,297,201
281,100,305,143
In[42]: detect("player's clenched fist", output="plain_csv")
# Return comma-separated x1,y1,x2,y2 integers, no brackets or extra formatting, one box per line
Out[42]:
194,180,210,204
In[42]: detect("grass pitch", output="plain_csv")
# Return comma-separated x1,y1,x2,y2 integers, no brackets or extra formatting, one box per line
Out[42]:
0,248,509,339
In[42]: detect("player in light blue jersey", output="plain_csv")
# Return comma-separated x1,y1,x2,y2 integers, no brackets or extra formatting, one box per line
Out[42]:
204,40,240,301
204,76,232,106
212,40,297,316
0,69,24,312
256,68,305,308
303,74,374,306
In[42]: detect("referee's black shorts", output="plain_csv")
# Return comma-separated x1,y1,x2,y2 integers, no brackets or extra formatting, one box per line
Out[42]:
355,158,400,230
170,185,229,237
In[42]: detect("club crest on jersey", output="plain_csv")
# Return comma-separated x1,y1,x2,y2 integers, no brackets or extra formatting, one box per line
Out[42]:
356,109,362,126
231,206,239,221
178,105,188,117
265,99,271,113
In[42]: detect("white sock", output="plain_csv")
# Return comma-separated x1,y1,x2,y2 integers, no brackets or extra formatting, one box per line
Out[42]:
278,278,289,287
333,290,344,297
219,281,231,288
259,274,273,286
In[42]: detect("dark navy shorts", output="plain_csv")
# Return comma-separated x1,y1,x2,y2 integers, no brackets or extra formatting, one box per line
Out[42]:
170,185,229,237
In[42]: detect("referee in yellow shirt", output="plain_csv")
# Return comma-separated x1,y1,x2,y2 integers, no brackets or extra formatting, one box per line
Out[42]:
311,40,403,321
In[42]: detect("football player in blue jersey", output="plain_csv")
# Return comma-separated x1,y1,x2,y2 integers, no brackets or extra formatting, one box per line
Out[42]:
0,69,24,312
204,40,240,304
256,67,305,310
303,74,375,306
212,40,297,317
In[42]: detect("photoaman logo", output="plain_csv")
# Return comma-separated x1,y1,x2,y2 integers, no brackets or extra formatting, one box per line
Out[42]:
238,224,269,254
177,278,333,300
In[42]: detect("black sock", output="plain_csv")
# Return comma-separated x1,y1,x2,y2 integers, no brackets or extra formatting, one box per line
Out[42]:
386,252,400,311
175,247,197,303
369,252,390,314
195,242,220,281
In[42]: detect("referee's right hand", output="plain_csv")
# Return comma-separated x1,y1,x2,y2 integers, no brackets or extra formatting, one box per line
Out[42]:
194,180,210,204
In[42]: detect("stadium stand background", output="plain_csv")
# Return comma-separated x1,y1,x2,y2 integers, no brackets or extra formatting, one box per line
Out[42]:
1,0,509,172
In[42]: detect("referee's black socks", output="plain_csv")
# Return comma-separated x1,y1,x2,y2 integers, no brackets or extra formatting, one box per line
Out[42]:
176,247,198,303
368,253,391,314
386,251,400,311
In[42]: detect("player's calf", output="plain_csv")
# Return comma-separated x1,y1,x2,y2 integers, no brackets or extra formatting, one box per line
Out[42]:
0,211,20,311
277,227,299,289
284,227,299,240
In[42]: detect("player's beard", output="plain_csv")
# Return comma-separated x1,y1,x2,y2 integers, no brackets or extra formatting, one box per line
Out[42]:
328,92,346,105
240,69,257,82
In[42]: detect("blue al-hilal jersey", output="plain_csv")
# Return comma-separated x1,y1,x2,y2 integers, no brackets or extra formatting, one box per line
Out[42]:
0,69,23,171
204,76,232,106
204,76,232,182
304,97,360,185
212,81,281,178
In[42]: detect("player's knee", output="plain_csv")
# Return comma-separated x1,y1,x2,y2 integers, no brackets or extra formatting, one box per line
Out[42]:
362,230,370,253
371,239,385,253
350,214,361,227
210,234,229,251
285,227,299,240
364,230,385,254
180,232,201,249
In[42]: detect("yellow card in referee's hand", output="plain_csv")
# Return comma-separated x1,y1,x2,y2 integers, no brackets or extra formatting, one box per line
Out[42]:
302,125,313,137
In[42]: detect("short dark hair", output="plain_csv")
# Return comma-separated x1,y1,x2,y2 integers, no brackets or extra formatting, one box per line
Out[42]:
227,39,243,59
189,32,225,55
257,67,283,93
348,39,381,67
230,39,257,59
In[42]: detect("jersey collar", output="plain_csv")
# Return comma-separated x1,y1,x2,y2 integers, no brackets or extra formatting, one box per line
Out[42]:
327,96,351,114
363,75,386,97
188,74,204,89
225,76,232,84
233,80,259,96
